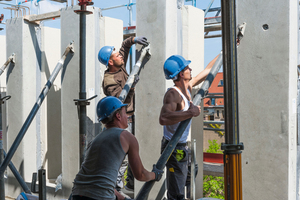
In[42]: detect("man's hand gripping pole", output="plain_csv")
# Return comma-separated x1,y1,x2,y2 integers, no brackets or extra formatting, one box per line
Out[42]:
118,44,151,102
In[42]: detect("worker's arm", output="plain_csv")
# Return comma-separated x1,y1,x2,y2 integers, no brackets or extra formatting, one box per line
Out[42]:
189,54,219,87
119,36,135,70
159,89,200,126
120,130,156,182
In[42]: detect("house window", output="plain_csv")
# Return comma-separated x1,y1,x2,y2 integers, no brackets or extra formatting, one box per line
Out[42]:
218,79,223,86
217,110,219,117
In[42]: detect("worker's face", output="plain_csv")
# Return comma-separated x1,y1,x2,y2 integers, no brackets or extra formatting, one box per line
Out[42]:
110,51,124,67
181,66,192,81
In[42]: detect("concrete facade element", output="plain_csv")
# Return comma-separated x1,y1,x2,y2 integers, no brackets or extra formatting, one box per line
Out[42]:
4,19,62,198
0,35,6,90
41,27,61,181
181,5,204,198
60,6,123,198
136,1,204,199
237,0,298,199
5,17,40,198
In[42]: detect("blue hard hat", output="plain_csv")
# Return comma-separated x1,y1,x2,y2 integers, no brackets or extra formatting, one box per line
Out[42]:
98,46,114,66
163,55,191,80
97,96,127,122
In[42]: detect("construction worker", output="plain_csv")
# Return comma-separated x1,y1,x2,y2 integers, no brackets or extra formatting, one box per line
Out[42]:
98,36,148,192
72,96,163,200
159,55,218,200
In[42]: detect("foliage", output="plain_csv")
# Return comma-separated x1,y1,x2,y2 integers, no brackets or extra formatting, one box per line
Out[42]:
203,140,224,198
206,139,223,154
203,175,224,199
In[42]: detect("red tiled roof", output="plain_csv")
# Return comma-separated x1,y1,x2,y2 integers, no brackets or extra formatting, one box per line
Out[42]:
203,72,224,107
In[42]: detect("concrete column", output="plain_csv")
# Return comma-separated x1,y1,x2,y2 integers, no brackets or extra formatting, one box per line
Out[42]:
237,0,298,199
136,1,204,199
41,27,61,181
181,6,204,198
0,35,6,89
60,6,123,198
5,17,40,197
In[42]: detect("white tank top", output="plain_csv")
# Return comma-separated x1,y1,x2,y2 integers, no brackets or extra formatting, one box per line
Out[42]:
163,86,192,143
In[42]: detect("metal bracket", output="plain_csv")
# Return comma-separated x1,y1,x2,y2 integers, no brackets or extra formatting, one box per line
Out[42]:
221,142,244,153
74,95,97,119
237,22,246,45
74,0,94,14
0,95,11,104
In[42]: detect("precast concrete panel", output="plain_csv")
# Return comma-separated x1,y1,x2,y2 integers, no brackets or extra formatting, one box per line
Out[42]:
5,17,40,198
136,1,204,199
181,5,204,198
0,35,6,89
136,0,177,198
60,6,82,197
237,0,298,199
42,26,62,181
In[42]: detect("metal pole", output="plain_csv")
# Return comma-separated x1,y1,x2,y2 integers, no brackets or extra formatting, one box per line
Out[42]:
136,52,223,200
79,11,87,165
0,130,4,200
74,1,93,165
220,0,244,199
0,53,15,76
3,150,31,194
191,139,196,200
38,169,46,200
0,42,74,178
129,0,133,72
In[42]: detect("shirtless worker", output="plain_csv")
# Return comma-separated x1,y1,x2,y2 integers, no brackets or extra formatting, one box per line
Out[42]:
159,54,218,199
72,96,163,200
98,36,148,191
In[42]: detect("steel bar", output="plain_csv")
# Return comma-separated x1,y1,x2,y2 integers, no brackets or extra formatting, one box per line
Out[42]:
191,139,196,200
101,3,136,11
204,0,215,17
220,0,243,199
203,120,224,124
0,42,74,178
3,150,31,194
221,0,239,145
205,34,222,39
78,6,87,166
136,52,223,200
204,127,225,132
118,44,151,102
0,53,15,76
38,169,46,200
0,130,4,200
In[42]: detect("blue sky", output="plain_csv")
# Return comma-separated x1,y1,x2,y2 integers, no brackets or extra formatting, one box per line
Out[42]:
0,0,222,67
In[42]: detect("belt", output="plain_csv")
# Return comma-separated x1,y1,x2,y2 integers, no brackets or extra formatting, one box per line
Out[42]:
162,137,187,147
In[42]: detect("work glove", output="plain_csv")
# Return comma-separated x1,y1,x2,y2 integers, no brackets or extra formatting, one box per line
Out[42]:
152,164,164,181
134,36,148,46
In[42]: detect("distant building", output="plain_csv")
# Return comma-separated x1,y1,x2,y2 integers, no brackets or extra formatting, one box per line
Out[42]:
203,72,224,121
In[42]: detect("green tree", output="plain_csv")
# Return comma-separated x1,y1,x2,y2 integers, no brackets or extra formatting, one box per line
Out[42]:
206,139,223,154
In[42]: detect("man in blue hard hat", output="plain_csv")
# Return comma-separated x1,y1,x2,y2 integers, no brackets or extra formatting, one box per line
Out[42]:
159,55,218,200
98,36,148,192
72,96,163,200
